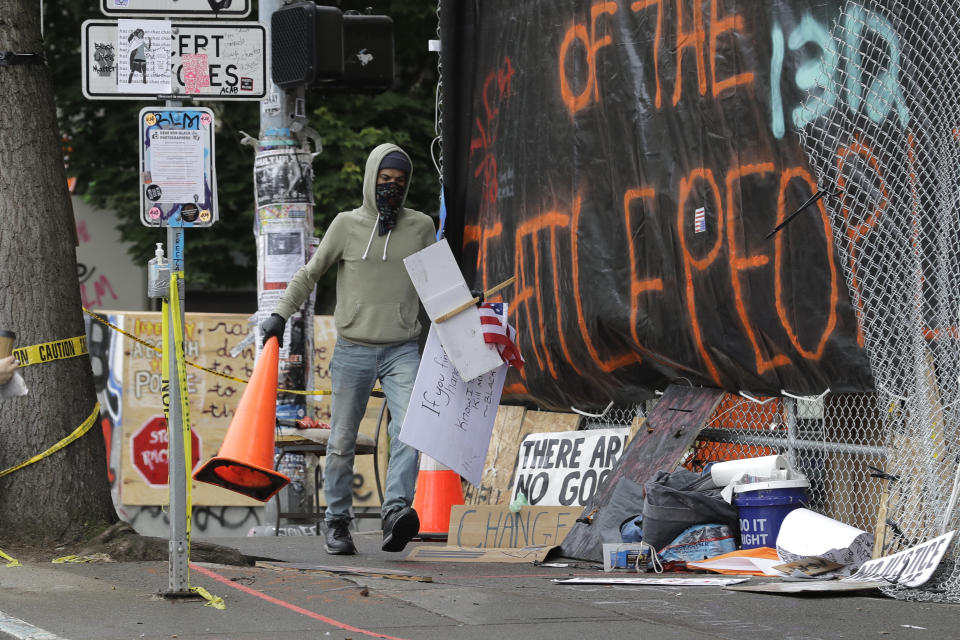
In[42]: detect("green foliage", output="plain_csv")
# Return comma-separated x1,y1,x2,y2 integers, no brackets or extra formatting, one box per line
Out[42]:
45,0,440,291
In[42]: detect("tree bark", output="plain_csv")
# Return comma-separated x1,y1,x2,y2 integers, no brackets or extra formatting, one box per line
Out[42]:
0,0,117,542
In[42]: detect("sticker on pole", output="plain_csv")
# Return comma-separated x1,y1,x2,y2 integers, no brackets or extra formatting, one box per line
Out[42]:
139,106,218,228
81,19,267,100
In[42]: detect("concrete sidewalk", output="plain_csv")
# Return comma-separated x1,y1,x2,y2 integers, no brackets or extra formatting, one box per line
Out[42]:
0,532,955,640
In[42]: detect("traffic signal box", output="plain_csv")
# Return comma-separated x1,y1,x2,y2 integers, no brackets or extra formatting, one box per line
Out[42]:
271,2,394,93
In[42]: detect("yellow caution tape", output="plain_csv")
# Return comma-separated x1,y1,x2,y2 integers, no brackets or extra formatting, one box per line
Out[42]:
52,553,112,564
190,585,225,609
0,549,21,567
12,335,87,367
0,402,100,478
169,274,194,550
82,308,337,396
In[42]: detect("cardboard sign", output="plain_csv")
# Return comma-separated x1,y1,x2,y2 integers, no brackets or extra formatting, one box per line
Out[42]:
447,505,579,548
510,428,630,506
399,324,508,485
404,545,557,564
848,531,956,588
403,239,504,382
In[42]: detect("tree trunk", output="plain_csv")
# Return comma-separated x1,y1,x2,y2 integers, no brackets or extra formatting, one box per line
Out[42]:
0,0,117,542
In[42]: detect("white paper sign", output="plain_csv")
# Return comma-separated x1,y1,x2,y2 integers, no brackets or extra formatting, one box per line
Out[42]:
847,531,955,588
117,19,172,94
403,239,505,382
148,129,205,203
510,428,630,506
399,324,508,485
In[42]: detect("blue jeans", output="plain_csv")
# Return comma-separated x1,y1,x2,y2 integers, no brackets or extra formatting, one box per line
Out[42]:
324,336,421,523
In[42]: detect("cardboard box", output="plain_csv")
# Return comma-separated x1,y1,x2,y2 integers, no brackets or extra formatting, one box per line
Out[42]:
602,543,650,572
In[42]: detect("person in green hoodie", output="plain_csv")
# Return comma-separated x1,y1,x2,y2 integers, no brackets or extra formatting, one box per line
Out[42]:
261,144,434,555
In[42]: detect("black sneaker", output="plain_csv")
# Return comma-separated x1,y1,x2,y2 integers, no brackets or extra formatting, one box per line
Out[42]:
324,520,356,555
381,506,420,552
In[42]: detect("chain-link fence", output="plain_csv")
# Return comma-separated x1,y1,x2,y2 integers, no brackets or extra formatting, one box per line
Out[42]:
580,393,887,535
796,0,960,602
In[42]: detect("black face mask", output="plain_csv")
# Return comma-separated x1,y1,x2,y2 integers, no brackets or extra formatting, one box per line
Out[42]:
375,181,405,235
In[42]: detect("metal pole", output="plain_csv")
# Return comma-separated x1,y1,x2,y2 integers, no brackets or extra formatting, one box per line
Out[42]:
166,224,189,595
697,427,887,458
163,94,190,596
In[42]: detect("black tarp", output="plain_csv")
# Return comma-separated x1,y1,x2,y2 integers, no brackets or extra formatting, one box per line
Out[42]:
441,0,875,410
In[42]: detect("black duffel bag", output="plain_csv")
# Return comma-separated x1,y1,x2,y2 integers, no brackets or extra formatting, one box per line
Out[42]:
641,469,740,551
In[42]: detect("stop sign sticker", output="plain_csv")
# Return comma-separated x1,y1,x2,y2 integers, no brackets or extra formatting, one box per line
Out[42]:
131,416,202,487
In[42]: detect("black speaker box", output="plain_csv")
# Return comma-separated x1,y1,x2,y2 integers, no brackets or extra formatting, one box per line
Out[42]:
271,2,344,88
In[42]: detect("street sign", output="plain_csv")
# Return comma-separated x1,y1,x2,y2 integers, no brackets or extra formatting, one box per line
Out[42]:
101,0,251,19
81,19,267,100
139,106,218,228
131,416,201,487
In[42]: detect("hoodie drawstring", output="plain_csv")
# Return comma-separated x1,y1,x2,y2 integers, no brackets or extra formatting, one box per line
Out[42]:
361,217,392,261
361,217,378,261
382,229,391,261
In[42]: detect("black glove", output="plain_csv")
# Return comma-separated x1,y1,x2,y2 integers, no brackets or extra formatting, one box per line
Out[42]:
261,313,286,347
470,288,485,306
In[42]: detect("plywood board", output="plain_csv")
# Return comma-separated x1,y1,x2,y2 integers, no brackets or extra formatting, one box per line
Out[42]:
462,408,581,506
558,385,724,561
117,312,384,506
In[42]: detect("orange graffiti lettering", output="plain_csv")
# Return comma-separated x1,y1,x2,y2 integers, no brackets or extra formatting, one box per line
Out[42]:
623,188,665,350
677,167,723,384
558,2,619,115
836,136,888,347
672,0,707,106
710,0,754,96
726,162,790,373
631,0,663,108
775,167,839,360
514,212,572,378
572,193,643,372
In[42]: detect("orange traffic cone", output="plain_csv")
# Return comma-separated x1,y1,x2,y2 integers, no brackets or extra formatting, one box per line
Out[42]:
412,454,464,539
193,337,290,502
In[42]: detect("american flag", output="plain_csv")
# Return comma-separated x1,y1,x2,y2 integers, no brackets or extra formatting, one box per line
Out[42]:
694,206,706,233
479,302,524,370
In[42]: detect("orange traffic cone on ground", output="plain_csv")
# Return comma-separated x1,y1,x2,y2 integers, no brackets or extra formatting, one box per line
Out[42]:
412,454,464,539
193,337,290,502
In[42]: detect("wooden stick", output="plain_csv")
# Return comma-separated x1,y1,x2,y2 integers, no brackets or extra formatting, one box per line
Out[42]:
435,276,516,323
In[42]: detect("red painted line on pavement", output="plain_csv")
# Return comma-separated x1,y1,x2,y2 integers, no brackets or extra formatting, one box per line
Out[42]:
190,563,409,640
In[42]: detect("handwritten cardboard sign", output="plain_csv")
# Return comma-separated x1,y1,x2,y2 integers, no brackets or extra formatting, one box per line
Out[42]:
399,324,508,485
447,505,579,548
848,531,956,588
510,428,630,506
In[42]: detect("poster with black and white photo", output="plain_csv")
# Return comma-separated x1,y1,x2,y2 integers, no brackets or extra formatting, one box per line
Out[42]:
510,428,630,507
116,19,171,94
264,227,304,285
254,150,313,207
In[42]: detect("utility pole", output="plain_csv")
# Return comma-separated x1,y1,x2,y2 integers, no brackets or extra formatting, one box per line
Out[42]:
254,0,316,521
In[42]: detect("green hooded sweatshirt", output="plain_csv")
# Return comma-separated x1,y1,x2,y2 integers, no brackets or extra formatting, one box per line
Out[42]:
273,143,435,345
